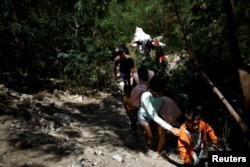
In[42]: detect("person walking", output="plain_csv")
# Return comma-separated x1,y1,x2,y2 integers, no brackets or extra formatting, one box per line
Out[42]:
132,66,154,87
122,85,138,135
113,44,135,86
137,75,180,157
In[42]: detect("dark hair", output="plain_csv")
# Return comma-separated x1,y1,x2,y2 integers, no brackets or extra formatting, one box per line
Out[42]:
184,109,201,121
124,85,133,94
138,66,148,81
148,75,166,92
115,44,129,55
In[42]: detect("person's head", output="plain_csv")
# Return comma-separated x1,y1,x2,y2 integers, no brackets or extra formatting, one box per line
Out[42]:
184,109,201,131
138,66,148,82
115,44,129,59
124,85,133,97
148,75,166,96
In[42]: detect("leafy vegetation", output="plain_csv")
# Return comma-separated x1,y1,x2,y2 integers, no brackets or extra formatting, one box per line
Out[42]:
0,0,249,151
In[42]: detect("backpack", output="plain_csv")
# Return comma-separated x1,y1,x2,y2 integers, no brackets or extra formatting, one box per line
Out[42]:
131,84,148,108
159,96,181,123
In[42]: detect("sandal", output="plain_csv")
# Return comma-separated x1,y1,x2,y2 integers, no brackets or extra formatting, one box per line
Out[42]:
159,150,169,160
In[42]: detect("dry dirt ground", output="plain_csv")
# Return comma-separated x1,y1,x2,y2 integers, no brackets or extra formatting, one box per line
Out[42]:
0,84,183,167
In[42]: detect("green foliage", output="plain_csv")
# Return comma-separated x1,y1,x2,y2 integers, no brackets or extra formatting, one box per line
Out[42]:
0,0,250,151
0,0,249,93
57,36,113,92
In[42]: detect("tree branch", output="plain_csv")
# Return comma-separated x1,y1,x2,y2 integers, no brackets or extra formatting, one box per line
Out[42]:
172,0,249,142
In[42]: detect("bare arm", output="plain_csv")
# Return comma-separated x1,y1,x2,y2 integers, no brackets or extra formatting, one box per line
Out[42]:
130,67,135,77
113,56,119,78
130,40,136,46
142,93,173,131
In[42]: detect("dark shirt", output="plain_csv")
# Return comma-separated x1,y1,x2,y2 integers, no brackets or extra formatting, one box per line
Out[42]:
114,55,134,75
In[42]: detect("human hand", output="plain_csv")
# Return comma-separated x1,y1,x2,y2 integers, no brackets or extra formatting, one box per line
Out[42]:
192,151,200,166
170,127,180,136
184,157,193,165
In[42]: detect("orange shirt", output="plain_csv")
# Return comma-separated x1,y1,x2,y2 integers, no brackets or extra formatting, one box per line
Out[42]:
178,120,217,164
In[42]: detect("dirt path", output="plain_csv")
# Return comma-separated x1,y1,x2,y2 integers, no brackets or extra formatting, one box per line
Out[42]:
0,85,183,167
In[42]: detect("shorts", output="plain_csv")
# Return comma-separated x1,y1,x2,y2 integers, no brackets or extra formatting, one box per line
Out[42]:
137,112,152,126
121,73,129,80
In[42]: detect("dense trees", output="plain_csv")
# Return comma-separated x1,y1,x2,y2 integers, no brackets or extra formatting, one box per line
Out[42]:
0,0,249,151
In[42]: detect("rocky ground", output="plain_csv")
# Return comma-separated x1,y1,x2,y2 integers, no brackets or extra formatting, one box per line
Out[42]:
0,84,183,167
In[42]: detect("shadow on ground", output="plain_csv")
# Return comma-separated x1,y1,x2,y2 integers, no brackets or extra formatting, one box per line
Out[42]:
0,83,155,166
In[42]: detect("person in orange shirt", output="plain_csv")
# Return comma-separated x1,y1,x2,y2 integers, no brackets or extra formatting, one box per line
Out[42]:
178,109,218,166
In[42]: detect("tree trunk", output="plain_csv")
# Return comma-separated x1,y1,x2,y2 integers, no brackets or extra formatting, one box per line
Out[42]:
172,0,249,149
223,0,250,110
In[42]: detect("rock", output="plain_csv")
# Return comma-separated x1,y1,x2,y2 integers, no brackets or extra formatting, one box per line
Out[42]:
92,161,98,166
8,89,20,98
94,150,103,156
112,154,123,162
14,142,22,149
71,161,83,167
15,123,22,129
48,131,69,141
53,113,72,123
49,121,55,130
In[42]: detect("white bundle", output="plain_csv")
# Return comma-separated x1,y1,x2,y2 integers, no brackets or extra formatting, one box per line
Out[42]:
132,27,151,46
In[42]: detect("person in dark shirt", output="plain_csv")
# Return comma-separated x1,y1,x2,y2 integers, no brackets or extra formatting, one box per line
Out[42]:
113,45,135,86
